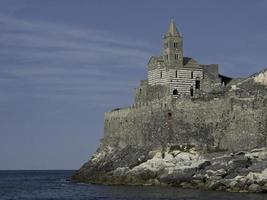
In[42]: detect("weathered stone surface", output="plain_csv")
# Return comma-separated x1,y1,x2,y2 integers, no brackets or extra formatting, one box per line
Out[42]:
248,184,263,193
72,21,267,193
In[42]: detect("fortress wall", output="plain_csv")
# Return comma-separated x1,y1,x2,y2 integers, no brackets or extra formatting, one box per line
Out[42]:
102,97,267,152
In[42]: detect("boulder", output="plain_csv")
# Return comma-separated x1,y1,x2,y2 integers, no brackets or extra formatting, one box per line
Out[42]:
248,183,263,193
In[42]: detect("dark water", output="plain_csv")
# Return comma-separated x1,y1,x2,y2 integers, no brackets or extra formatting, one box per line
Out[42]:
0,170,266,200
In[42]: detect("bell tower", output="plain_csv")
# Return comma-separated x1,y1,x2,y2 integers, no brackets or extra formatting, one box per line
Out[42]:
163,19,183,67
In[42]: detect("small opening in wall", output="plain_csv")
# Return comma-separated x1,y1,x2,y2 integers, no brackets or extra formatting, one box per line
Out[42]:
168,112,172,117
191,71,194,79
160,71,163,78
190,87,194,97
196,80,200,89
173,89,178,95
175,70,178,78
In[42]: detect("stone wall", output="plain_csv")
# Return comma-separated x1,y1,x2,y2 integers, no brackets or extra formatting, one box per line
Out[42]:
103,90,267,152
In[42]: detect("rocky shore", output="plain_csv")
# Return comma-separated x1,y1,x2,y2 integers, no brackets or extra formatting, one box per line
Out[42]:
72,145,267,193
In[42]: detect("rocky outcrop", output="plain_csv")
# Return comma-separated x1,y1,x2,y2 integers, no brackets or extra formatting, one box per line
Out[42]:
72,70,267,193
73,145,267,193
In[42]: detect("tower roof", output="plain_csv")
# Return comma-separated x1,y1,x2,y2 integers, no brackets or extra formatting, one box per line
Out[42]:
164,19,181,37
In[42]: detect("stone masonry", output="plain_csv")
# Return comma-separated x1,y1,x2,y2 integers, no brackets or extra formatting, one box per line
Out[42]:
73,20,267,193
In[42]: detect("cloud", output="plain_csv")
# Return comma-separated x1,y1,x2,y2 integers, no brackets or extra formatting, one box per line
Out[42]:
0,15,151,104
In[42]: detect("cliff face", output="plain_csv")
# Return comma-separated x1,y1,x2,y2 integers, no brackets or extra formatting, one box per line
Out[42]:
72,69,267,192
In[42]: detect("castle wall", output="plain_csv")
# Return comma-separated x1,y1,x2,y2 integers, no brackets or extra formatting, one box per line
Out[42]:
103,96,267,152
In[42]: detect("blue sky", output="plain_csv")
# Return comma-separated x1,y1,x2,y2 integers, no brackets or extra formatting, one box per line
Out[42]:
0,0,267,170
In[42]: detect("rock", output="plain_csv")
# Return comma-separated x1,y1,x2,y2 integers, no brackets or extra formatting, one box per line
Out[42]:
248,160,267,173
111,167,129,176
207,180,224,190
229,180,238,188
206,169,215,176
215,169,227,177
198,160,211,170
180,182,195,189
246,168,267,186
248,183,263,193
263,183,267,192
228,157,252,170
204,162,228,172
225,167,250,179
228,180,241,192
74,145,267,193
193,174,206,181
158,167,196,185
235,151,246,156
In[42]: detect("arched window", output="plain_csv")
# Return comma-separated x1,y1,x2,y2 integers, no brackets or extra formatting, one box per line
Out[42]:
173,89,178,95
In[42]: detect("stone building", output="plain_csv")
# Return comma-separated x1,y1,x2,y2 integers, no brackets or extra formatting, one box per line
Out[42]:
73,19,267,189
134,20,231,104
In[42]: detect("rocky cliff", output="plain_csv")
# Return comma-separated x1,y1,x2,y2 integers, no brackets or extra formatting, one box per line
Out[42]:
72,69,267,193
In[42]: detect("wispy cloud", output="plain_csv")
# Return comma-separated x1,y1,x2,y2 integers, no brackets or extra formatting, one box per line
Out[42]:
0,15,151,104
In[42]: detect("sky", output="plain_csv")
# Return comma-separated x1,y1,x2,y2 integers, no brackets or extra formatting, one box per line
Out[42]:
0,0,267,170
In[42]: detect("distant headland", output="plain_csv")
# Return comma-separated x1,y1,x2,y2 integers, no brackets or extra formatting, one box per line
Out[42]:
72,20,267,193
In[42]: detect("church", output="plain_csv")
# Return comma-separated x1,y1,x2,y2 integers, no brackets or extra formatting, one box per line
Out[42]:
134,20,231,104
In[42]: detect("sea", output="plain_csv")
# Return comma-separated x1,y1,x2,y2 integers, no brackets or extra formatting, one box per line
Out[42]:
0,170,266,200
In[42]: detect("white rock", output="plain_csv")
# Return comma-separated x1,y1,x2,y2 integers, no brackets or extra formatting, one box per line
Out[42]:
254,71,267,86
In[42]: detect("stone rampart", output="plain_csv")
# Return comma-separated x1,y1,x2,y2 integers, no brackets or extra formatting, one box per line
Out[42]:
103,94,267,152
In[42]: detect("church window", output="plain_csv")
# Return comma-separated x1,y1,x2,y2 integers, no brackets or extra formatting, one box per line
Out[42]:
191,71,194,79
174,42,178,48
196,80,200,89
173,89,178,95
175,70,178,78
160,71,163,78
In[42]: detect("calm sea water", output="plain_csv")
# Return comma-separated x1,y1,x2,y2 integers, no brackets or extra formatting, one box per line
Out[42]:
0,170,266,200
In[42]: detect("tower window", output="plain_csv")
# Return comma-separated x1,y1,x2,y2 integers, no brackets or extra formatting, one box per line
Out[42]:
173,89,178,95
174,42,178,48
175,70,178,78
175,54,179,60
160,71,163,78
191,71,194,79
